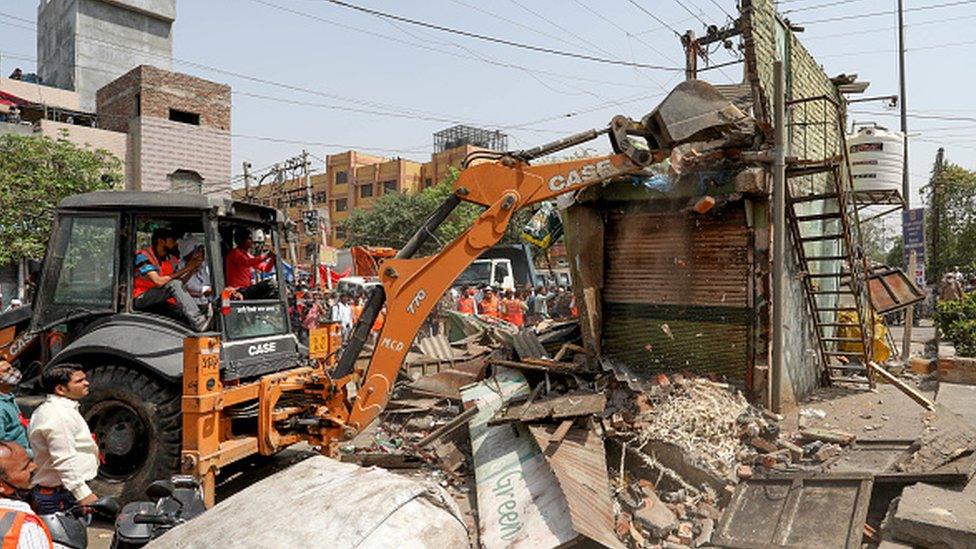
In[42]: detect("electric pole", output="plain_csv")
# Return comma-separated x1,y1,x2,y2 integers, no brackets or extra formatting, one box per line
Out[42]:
931,147,945,276
301,150,320,288
682,30,698,80
897,0,914,363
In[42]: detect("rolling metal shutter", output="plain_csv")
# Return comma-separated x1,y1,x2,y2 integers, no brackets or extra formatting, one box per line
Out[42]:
601,207,754,380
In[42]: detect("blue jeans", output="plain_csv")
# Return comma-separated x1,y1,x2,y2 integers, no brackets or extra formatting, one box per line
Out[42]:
32,486,76,515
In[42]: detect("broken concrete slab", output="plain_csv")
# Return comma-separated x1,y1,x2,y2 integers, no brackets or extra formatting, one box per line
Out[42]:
889,483,976,549
147,456,468,549
896,403,976,475
632,489,678,538
937,382,976,430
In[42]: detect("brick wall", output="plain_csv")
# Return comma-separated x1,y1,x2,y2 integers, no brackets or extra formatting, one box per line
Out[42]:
96,65,230,133
130,116,230,194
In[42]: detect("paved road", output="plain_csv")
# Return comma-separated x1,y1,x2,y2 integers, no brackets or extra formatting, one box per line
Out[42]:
888,319,937,358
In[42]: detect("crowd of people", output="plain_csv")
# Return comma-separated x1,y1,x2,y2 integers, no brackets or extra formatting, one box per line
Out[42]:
288,281,577,346
0,360,100,547
450,283,577,328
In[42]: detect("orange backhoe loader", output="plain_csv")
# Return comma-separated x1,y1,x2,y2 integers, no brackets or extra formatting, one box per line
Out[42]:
181,79,752,505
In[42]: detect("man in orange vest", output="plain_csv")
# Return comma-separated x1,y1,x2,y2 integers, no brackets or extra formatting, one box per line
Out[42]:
457,286,478,315
0,441,53,548
479,287,501,319
133,228,210,331
501,290,526,328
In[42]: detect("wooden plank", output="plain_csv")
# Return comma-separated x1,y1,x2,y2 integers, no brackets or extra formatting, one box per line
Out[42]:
414,405,479,449
868,362,935,410
489,358,582,374
489,392,607,425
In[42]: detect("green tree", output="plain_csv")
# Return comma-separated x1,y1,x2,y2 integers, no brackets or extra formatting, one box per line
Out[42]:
0,133,122,264
341,167,534,254
923,162,976,280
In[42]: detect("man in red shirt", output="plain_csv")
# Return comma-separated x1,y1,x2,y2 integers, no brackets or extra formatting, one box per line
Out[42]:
225,228,276,299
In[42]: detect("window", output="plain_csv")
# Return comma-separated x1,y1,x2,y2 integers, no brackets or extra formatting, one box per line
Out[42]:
168,108,200,125
335,226,347,240
313,191,327,204
335,198,348,212
35,215,118,328
168,169,204,194
335,171,348,184
134,92,140,116
360,184,373,198
382,180,398,194
423,178,433,189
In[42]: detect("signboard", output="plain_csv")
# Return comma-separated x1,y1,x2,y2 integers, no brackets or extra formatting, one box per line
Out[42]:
902,208,926,286
319,245,338,267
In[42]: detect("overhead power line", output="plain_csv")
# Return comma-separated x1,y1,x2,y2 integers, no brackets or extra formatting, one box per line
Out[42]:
781,0,874,14
817,37,976,58
803,12,976,41
320,0,686,71
627,0,683,36
799,0,976,24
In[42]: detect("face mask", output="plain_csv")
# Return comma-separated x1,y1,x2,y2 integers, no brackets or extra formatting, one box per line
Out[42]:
0,367,22,386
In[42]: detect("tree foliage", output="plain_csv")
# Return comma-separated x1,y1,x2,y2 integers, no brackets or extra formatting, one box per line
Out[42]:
923,162,976,279
0,133,122,264
341,167,534,254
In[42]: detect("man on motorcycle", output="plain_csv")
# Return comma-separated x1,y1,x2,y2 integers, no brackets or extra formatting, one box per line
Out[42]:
0,441,53,548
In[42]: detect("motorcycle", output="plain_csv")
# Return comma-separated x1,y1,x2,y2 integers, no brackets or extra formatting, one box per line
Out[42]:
41,497,120,549
111,476,206,548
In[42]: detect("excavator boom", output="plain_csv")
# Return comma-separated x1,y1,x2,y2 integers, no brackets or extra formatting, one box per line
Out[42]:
320,79,753,444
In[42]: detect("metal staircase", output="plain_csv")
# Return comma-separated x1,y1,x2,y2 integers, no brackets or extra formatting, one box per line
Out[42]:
784,96,875,388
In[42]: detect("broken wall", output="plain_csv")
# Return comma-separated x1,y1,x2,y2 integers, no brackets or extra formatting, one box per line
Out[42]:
743,0,847,401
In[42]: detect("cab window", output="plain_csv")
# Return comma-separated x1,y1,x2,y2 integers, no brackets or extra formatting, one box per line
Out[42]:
219,222,287,341
35,215,118,328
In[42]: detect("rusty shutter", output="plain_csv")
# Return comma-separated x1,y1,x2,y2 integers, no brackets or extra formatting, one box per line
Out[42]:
601,207,753,380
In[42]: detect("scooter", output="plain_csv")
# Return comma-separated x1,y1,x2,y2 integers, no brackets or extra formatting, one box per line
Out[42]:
41,497,120,549
111,476,206,548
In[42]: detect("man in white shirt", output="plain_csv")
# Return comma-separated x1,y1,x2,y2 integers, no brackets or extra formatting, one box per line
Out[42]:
331,294,354,340
28,365,99,516
0,441,53,548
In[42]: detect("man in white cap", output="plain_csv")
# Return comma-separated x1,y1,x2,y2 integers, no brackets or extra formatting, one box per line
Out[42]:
178,236,211,307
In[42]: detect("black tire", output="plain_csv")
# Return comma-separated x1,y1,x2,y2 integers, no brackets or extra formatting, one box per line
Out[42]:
81,365,181,505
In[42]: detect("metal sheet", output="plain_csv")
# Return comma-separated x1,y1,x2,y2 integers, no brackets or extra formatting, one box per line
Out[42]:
461,367,575,547
867,268,925,314
511,329,549,360
601,207,753,380
528,422,625,549
713,474,873,549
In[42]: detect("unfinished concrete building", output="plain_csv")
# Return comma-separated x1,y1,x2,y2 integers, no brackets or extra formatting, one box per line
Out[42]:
37,0,175,111
564,0,905,408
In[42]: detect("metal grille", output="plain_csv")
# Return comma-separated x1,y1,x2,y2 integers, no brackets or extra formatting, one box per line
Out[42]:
601,208,753,380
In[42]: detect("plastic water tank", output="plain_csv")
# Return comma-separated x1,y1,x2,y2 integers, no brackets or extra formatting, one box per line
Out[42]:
847,126,904,192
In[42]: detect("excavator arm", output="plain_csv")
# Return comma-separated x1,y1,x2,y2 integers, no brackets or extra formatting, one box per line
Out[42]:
316,80,752,445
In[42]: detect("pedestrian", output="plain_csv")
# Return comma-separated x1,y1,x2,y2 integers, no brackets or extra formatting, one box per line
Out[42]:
331,294,354,340
0,361,30,458
529,285,554,324
500,290,526,328
479,287,500,319
28,365,99,515
0,441,52,548
457,286,478,315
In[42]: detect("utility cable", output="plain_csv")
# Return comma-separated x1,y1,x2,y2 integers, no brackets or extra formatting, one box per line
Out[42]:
799,0,976,24
627,0,683,36
320,0,686,71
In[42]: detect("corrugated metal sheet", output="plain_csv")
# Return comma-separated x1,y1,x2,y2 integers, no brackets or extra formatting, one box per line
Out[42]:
601,208,753,380
528,421,624,549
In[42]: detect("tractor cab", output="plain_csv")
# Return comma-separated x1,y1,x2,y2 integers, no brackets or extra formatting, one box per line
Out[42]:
30,191,303,383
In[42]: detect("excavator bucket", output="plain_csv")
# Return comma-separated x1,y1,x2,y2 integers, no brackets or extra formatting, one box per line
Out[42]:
640,79,751,149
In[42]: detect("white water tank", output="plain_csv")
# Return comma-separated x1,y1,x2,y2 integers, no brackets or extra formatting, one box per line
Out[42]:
847,126,904,192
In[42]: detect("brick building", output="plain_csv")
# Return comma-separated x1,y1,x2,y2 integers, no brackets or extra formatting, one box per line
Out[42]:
97,65,231,195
